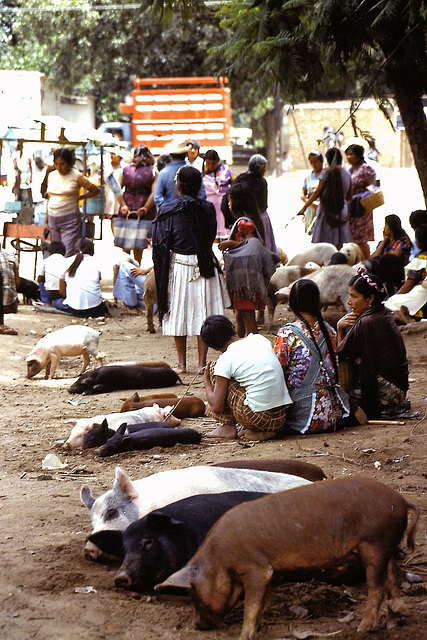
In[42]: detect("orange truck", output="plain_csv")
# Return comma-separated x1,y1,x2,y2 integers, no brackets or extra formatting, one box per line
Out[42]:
118,76,232,162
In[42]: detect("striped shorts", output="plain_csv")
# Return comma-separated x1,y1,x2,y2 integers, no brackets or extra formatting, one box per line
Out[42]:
206,361,287,433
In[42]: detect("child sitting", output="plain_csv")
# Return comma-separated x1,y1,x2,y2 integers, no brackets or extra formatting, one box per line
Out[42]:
37,241,67,305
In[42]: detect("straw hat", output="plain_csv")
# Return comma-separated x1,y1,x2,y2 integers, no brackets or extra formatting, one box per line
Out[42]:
165,138,188,155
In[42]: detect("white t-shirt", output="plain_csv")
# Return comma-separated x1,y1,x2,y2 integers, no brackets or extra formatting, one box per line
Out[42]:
214,333,292,412
47,168,92,218
61,255,103,310
39,253,68,291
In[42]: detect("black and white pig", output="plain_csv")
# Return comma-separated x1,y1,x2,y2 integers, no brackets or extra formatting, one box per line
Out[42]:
80,466,312,560
88,491,269,590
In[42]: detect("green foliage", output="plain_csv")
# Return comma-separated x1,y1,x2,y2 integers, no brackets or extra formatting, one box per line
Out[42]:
0,0,228,122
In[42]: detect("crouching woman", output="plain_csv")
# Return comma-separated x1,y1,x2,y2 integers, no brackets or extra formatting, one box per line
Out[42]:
201,314,292,441
274,280,350,434
337,267,409,418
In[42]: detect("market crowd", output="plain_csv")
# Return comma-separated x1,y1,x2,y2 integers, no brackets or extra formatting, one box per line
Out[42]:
1,135,426,442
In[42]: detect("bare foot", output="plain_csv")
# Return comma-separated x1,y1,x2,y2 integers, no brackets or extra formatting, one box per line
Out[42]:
205,424,237,439
173,366,187,374
237,429,276,442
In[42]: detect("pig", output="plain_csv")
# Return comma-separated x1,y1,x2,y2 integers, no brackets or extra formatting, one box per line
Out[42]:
88,491,269,589
26,325,104,380
120,391,206,419
99,423,202,457
143,268,158,333
80,466,312,560
338,242,364,265
68,364,181,395
82,418,176,449
63,404,180,450
287,242,337,267
266,265,316,328
157,476,419,638
276,264,357,312
17,277,41,304
214,459,327,483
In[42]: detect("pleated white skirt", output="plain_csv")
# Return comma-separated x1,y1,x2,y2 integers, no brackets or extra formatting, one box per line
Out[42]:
162,253,231,336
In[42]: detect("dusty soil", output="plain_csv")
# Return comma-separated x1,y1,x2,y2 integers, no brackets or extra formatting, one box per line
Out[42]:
1,292,426,640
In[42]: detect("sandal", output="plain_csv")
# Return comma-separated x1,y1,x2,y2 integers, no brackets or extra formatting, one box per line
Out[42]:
0,325,18,335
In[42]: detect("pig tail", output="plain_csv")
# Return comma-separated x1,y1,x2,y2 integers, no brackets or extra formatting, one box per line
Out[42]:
67,238,95,278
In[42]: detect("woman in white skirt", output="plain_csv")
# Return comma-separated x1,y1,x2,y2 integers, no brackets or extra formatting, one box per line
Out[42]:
152,166,230,373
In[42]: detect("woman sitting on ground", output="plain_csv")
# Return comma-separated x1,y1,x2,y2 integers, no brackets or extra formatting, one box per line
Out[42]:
201,314,292,441
53,238,108,318
274,279,350,434
384,223,427,324
337,267,409,419
371,214,412,265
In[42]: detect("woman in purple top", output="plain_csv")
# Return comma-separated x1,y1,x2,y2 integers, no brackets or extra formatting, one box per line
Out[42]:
115,145,156,264
202,149,234,240
346,143,377,259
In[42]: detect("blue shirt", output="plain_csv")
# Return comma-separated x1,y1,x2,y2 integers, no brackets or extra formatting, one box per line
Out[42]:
154,160,206,209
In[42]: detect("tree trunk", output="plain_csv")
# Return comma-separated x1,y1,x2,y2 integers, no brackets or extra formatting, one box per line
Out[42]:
262,110,276,172
393,86,427,207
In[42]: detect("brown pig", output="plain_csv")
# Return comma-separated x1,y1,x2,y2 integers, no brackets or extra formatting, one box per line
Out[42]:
156,477,419,639
120,392,206,419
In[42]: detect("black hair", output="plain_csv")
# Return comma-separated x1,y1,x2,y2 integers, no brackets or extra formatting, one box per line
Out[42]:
227,182,265,242
132,145,155,168
67,238,94,278
325,148,342,166
348,271,387,305
48,241,66,256
308,150,323,163
53,148,74,167
415,223,427,251
200,314,235,350
157,154,172,172
409,209,427,231
385,214,405,239
34,156,45,170
204,149,220,163
176,165,202,197
288,279,339,381
345,144,365,162
329,252,347,265
320,149,345,227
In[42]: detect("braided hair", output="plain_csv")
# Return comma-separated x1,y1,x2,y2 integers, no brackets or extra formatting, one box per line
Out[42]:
289,279,339,381
67,238,94,278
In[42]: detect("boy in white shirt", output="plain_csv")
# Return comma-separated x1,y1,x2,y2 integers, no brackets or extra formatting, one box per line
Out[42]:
201,314,292,441
37,241,67,305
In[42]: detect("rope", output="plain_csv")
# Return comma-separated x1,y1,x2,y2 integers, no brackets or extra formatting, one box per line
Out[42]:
162,367,205,422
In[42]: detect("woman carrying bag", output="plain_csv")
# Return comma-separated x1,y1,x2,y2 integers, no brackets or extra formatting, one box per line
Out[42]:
114,145,157,265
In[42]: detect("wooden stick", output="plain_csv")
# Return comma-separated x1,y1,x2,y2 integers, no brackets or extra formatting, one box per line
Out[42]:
367,420,405,425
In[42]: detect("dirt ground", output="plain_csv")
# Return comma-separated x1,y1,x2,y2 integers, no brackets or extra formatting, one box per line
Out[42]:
1,289,426,640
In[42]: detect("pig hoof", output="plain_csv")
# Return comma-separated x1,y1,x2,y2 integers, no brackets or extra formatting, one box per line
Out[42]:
84,541,103,561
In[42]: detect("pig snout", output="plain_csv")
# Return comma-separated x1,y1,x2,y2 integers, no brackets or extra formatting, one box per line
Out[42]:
115,570,132,589
26,358,43,378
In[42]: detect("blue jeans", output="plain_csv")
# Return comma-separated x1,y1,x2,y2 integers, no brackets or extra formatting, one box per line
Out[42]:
113,262,147,309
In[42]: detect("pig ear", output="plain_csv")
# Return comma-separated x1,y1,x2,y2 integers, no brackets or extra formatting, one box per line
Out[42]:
101,419,109,433
117,423,127,436
154,565,196,591
115,467,138,500
130,392,140,402
87,530,124,559
146,512,185,532
122,436,133,451
152,402,159,409
80,485,95,509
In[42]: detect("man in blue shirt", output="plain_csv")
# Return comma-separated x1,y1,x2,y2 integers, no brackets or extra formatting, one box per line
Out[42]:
154,140,206,209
